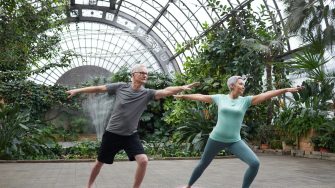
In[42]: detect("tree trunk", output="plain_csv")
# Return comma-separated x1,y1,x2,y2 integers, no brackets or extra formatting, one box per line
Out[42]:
266,61,273,125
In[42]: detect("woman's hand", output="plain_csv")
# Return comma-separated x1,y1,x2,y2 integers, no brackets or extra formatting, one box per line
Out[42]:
252,86,304,105
286,86,304,93
173,95,184,99
173,94,212,103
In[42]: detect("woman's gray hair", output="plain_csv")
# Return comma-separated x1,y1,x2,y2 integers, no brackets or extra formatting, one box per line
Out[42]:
131,64,147,73
227,76,243,91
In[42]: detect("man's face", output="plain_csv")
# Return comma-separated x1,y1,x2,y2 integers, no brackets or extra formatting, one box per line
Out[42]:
132,67,149,84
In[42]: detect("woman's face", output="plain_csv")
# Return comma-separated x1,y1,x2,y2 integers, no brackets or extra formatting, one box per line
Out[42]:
232,79,245,95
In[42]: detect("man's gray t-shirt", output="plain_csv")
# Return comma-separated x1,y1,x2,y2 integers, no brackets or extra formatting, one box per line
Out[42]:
105,82,156,135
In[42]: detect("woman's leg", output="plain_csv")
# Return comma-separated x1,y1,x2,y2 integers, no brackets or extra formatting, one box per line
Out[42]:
187,138,227,186
228,140,260,188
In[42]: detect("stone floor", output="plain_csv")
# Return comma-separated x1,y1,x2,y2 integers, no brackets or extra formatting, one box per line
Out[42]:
0,154,334,188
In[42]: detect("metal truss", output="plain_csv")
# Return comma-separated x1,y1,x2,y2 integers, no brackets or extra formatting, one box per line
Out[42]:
30,0,293,86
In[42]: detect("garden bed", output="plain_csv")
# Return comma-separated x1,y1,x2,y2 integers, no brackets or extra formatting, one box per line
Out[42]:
255,148,335,161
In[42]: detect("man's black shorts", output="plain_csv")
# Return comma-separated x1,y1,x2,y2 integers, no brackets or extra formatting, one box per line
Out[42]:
97,131,145,164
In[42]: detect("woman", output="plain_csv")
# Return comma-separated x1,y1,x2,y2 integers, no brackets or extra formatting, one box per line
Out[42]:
174,76,303,188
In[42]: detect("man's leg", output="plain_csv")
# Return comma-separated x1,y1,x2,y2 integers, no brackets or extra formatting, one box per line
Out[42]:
133,154,148,188
87,160,104,188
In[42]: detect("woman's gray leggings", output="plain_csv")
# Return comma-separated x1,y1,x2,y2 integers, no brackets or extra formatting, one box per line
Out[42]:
188,138,260,188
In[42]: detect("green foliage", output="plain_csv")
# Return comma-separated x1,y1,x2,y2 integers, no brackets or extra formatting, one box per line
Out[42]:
273,107,297,144
274,39,334,149
269,139,282,150
0,80,80,120
292,109,328,137
244,103,269,143
173,104,217,152
283,0,335,51
256,124,275,145
0,80,83,157
0,0,86,160
288,51,331,83
111,66,131,83
144,140,202,158
274,78,333,149
286,42,334,112
275,106,328,139
51,113,89,141
63,140,100,159
0,0,73,82
0,104,57,159
292,80,334,111
311,119,335,152
177,4,276,95
70,117,89,134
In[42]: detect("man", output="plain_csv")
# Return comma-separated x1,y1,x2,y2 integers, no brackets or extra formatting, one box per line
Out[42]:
66,64,199,188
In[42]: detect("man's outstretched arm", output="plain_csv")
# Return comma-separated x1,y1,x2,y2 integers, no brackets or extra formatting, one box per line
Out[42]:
66,85,108,98
154,82,200,100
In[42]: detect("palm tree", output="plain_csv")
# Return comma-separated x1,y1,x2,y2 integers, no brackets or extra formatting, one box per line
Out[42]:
241,37,285,124
283,0,335,111
282,0,335,51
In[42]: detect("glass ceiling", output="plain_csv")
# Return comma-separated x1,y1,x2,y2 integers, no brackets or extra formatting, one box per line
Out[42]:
31,0,307,86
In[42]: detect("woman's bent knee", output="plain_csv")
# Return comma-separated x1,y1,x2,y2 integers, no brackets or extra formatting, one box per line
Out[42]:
250,159,260,169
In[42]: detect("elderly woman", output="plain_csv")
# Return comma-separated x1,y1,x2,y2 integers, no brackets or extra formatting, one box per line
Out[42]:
175,76,302,188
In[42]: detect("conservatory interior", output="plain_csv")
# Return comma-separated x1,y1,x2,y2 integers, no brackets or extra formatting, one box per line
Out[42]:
0,0,334,188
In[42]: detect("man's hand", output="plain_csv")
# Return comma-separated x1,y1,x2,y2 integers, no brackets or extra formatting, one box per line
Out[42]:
65,85,107,99
181,82,200,91
66,89,78,99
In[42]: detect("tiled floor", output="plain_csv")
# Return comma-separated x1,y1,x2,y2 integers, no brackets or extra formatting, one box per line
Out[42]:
0,154,334,188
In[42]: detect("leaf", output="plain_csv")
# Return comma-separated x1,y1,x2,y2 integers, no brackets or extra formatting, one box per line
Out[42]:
18,123,29,130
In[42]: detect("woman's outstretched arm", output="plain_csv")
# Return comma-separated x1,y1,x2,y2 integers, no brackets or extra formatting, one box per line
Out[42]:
174,94,213,103
251,86,303,105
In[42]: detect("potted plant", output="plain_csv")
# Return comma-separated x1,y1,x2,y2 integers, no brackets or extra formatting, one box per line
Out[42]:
311,120,335,153
257,124,274,149
311,135,330,152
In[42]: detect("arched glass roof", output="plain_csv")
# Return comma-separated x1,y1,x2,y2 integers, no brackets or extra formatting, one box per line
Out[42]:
31,0,308,86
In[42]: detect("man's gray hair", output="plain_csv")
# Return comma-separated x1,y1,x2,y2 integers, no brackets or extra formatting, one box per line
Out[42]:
227,76,243,91
131,64,147,73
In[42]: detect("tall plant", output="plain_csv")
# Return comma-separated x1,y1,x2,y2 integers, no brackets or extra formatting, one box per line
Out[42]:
0,104,57,159
174,103,217,152
287,35,334,111
0,0,72,82
276,34,335,149
240,8,285,124
282,0,335,51
0,80,79,121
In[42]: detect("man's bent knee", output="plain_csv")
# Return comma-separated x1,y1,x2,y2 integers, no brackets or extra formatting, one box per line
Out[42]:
135,154,148,167
94,160,104,168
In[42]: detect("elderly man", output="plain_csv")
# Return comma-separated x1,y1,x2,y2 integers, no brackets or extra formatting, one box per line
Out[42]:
66,64,199,188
